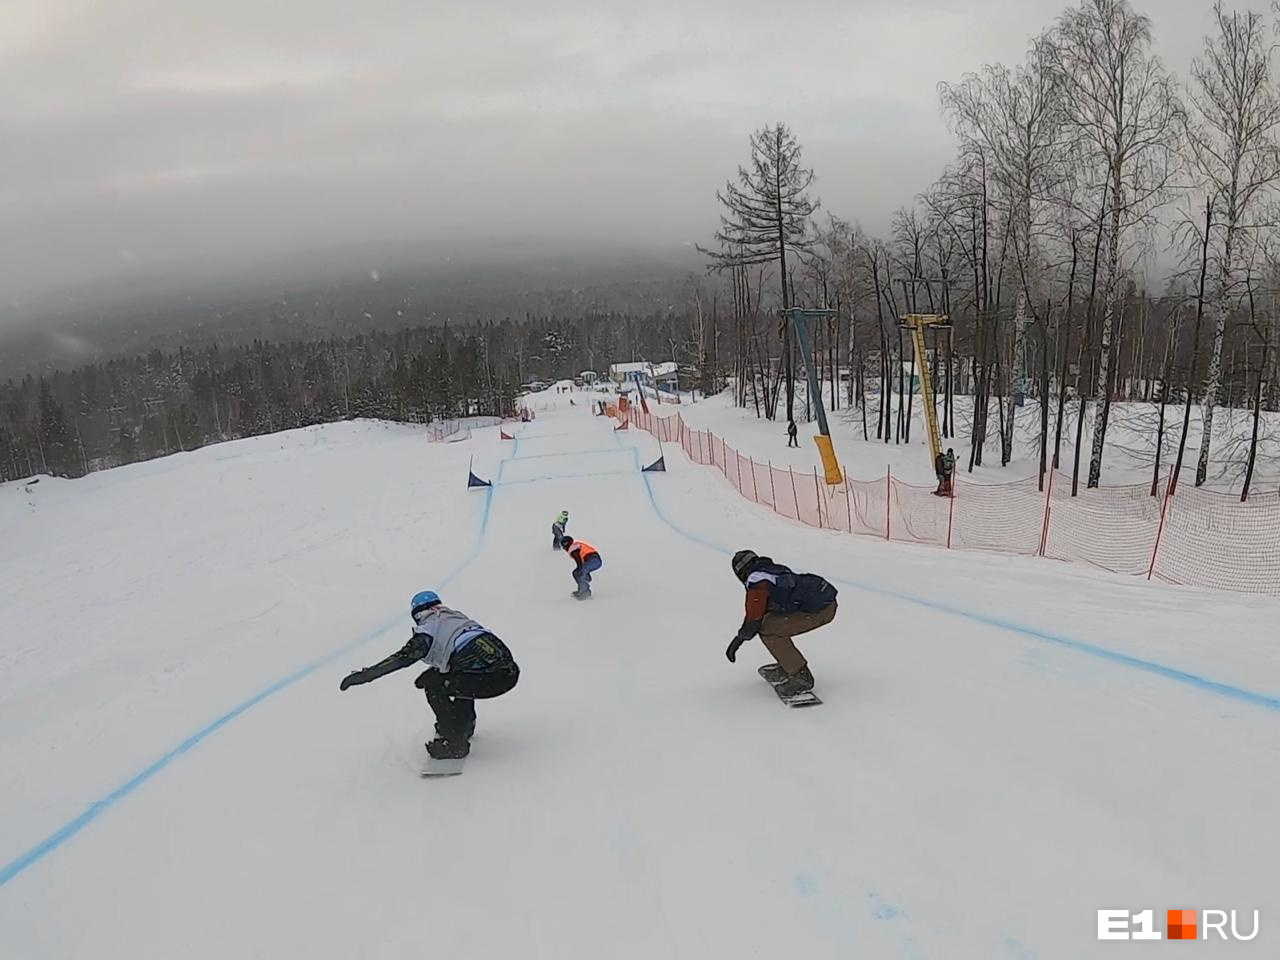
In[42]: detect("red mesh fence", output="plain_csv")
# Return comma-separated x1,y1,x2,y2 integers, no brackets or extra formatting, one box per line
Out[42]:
623,409,1280,596
1153,485,1280,594
950,476,1046,557
1042,476,1165,576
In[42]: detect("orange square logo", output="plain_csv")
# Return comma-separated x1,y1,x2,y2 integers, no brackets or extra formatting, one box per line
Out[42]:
1167,909,1197,940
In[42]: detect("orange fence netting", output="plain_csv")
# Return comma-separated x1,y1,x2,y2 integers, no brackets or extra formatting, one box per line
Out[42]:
621,407,1280,597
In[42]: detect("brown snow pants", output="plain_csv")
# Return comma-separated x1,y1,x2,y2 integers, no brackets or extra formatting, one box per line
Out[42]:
760,600,838,675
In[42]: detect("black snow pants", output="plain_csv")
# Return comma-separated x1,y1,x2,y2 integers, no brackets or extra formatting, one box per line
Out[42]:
419,666,519,740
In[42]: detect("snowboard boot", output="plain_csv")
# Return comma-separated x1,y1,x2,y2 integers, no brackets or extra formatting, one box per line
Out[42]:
774,667,815,699
572,587,592,600
434,721,475,742
426,736,471,760
757,663,788,685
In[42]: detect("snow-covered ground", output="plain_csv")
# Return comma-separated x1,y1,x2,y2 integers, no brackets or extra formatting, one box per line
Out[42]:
2,390,1278,958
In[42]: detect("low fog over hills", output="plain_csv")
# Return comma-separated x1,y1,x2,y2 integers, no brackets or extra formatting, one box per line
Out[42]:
0,238,703,378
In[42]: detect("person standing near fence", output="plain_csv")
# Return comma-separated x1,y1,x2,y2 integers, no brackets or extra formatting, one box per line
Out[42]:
934,448,956,497
787,421,799,448
724,549,838,698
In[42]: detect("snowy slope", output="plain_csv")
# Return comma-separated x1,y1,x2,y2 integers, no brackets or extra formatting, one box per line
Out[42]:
2,398,1278,959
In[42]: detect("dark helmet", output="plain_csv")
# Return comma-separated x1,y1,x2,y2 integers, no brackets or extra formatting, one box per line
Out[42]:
732,549,758,582
559,536,574,550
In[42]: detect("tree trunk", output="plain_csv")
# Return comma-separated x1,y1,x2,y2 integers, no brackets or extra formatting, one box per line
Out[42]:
905,332,916,444
1196,296,1232,487
1172,199,1213,496
1241,283,1269,501
1054,235,1078,469
896,329,905,443
858,347,869,441
1038,304,1051,490
847,311,857,409
946,327,954,439
1087,176,1124,489
930,329,941,441
1005,290,1027,465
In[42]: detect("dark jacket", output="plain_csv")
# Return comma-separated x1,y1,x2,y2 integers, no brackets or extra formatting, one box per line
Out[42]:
344,628,516,688
735,555,837,641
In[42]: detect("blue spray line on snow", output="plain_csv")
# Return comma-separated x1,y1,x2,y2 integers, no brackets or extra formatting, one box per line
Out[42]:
0,483,497,890
500,446,620,462
495,469,638,487
631,444,1280,716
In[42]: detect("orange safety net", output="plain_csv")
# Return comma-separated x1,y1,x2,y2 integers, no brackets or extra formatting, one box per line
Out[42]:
621,407,1280,597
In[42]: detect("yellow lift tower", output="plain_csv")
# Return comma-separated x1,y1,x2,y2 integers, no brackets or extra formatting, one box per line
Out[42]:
900,313,951,471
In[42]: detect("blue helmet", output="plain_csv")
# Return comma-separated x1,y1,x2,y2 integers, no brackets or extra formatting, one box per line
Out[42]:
410,590,441,616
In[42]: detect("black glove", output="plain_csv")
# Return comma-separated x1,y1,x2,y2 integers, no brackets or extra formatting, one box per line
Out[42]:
339,670,366,691
725,636,746,663
414,670,431,689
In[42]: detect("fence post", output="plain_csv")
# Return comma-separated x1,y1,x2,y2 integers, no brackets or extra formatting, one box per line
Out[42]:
885,465,891,541
769,461,778,510
845,477,853,533
1038,466,1055,558
721,436,728,477
736,452,743,492
1147,466,1174,582
946,485,955,549
790,466,801,522
814,467,823,528
749,457,760,502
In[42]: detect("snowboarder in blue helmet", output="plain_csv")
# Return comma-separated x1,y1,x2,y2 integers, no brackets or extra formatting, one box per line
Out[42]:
339,590,519,759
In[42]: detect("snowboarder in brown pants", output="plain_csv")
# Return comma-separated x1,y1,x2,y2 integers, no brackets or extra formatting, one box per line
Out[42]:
724,550,838,698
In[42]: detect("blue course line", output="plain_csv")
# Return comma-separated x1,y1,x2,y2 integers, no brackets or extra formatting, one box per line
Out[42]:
495,469,638,487
501,447,623,463
637,470,1280,715
0,484,497,890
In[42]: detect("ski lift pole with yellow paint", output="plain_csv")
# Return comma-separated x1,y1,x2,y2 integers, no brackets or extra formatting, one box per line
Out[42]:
899,313,951,472
780,307,843,485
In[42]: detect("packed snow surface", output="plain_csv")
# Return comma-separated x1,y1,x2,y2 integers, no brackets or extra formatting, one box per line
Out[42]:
2,393,1277,958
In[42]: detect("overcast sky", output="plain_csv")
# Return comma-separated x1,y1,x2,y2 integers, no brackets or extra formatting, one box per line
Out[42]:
1,0,1220,320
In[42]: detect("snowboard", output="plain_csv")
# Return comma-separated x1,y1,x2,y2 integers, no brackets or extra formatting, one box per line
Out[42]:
775,687,822,707
759,669,822,707
422,756,466,777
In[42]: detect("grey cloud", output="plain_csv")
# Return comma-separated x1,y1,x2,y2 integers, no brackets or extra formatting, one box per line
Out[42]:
0,0,1221,321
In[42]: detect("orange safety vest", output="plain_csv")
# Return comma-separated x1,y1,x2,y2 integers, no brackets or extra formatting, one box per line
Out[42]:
569,540,598,561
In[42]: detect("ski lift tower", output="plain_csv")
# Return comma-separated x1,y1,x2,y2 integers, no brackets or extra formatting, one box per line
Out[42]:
780,307,843,484
899,313,951,471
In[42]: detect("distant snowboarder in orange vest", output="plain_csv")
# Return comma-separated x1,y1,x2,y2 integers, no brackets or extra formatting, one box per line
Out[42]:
561,536,602,600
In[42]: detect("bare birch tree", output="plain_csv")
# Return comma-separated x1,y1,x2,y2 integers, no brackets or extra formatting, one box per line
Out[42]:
1186,3,1280,486
1049,0,1180,488
941,37,1068,465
